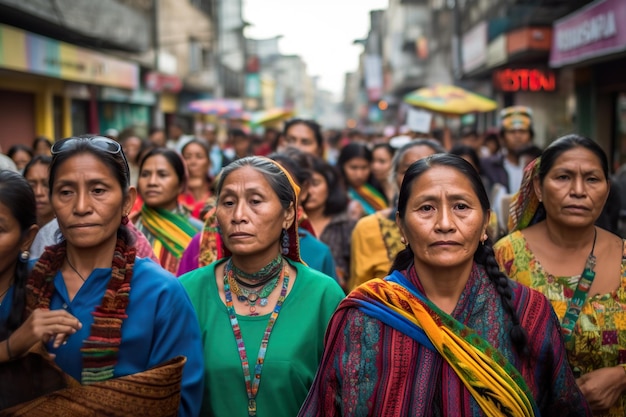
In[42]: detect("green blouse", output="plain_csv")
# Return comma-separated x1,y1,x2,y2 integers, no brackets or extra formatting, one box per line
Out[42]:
180,259,345,417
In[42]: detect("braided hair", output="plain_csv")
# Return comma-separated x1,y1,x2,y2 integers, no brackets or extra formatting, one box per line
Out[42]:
390,154,529,356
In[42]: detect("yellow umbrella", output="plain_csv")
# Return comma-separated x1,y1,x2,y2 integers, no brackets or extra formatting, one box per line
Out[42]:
251,108,294,126
403,84,496,115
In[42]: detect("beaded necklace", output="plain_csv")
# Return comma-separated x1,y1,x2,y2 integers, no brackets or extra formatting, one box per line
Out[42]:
223,259,289,417
229,254,283,315
231,254,283,282
228,273,280,314
561,227,597,342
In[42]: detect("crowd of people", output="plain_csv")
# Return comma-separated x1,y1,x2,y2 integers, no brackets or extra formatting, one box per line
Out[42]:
0,105,625,416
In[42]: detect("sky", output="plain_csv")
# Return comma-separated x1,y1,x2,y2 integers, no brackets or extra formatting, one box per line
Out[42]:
243,0,389,97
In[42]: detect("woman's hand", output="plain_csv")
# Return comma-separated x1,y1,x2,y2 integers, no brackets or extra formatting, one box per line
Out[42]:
577,366,626,412
7,308,82,358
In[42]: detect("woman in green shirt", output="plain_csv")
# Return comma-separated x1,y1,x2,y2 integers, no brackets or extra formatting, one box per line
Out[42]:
180,156,344,417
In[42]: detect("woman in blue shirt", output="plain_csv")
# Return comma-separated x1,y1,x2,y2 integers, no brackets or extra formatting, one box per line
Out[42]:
1,136,204,416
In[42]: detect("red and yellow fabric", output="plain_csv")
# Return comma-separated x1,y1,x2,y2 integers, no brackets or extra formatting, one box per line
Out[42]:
352,273,538,417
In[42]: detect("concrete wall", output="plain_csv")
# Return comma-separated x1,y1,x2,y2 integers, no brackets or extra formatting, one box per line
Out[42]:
158,0,213,81
0,0,151,51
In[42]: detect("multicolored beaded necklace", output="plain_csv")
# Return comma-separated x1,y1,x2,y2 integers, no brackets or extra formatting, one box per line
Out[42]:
229,254,283,315
223,258,289,417
231,254,283,282
561,227,597,342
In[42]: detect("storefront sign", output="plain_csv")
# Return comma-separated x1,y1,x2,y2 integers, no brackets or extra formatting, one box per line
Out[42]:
145,72,182,93
550,0,626,67
0,24,138,89
462,22,487,73
507,27,552,55
493,69,556,92
101,87,156,105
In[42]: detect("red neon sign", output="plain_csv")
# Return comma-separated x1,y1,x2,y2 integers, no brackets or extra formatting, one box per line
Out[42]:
493,69,556,92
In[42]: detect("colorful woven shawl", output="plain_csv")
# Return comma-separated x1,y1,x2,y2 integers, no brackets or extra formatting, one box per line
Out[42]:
508,157,543,232
140,204,198,259
350,270,539,417
349,184,388,215
26,236,136,384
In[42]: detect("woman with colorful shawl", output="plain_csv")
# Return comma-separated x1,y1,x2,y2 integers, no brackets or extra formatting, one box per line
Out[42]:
494,135,626,416
338,143,388,219
0,136,204,416
133,147,203,274
179,156,345,417
299,154,590,417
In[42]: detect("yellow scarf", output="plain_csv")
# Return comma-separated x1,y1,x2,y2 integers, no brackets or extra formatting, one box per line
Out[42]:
355,273,537,417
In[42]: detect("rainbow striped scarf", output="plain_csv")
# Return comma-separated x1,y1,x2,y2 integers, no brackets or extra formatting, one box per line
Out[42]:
140,205,199,259
351,271,539,417
349,184,387,215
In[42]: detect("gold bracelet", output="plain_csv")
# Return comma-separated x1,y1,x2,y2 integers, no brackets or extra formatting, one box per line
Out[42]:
6,334,14,360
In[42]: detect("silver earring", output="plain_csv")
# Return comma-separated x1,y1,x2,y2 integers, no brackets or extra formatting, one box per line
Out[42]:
19,250,29,262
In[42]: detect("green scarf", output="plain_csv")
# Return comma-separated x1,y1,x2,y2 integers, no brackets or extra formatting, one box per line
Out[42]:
140,205,198,259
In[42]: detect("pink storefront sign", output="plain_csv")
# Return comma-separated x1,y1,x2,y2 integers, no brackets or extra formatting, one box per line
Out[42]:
550,0,626,67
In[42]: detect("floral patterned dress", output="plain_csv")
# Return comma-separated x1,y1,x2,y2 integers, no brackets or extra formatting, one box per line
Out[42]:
494,231,626,417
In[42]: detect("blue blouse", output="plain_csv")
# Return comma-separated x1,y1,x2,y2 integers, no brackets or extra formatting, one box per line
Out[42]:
0,286,14,323
298,228,337,281
46,257,204,417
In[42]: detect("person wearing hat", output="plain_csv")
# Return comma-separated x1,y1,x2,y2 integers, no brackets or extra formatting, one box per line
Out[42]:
482,106,534,233
482,106,533,194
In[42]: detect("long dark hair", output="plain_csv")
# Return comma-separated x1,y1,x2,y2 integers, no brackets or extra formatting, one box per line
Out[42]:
0,171,37,339
310,156,348,216
338,142,386,201
391,154,529,356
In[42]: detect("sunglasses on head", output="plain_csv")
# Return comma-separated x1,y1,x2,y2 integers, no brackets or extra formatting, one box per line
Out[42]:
51,135,130,183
